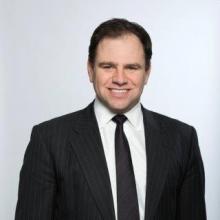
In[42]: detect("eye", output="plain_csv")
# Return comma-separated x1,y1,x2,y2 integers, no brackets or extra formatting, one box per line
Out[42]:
126,65,140,70
103,65,113,69
128,66,138,70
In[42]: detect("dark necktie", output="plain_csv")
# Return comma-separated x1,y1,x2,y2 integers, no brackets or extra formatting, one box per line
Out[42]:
112,115,140,220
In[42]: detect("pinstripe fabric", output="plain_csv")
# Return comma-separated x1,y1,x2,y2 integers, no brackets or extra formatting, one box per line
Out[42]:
15,102,206,220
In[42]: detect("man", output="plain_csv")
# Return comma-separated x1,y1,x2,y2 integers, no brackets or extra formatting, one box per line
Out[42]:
15,18,206,220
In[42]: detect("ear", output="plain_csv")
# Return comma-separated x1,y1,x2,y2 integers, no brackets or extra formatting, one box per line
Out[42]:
144,64,151,85
87,61,94,83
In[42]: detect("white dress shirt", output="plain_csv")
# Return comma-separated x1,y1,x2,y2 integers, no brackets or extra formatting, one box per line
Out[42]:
94,98,146,220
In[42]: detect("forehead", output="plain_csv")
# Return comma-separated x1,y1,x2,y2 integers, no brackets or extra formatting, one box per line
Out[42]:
95,34,145,62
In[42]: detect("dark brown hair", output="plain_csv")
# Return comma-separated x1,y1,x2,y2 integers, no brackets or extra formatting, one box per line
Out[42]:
88,18,152,69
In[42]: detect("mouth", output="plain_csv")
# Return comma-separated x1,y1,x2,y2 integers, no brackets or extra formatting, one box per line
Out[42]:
108,88,130,97
111,89,128,93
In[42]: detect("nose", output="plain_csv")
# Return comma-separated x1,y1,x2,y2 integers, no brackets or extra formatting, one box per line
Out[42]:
112,68,127,85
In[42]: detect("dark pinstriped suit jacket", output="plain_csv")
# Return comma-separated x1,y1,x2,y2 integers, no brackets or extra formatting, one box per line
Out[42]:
15,102,206,220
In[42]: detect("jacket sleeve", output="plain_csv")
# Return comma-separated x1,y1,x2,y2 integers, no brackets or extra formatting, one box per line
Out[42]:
15,125,56,220
177,127,206,220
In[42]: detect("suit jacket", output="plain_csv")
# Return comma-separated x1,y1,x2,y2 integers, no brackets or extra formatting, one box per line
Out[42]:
15,102,206,220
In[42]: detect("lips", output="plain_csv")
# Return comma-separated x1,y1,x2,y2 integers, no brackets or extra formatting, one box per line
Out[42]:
111,89,127,93
109,88,130,97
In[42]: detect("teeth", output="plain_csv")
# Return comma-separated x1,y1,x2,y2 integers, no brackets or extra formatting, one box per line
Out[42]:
111,89,127,93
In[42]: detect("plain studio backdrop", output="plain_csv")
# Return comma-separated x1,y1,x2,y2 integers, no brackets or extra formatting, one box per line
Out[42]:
0,0,219,219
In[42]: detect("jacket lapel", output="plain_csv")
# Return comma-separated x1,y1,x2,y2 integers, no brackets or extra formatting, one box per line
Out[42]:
142,108,169,220
69,102,116,220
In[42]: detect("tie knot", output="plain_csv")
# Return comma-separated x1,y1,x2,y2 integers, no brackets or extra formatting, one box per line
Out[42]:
112,114,127,125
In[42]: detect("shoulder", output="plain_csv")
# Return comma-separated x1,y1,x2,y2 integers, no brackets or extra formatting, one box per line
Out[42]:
143,108,201,170
142,108,197,147
143,108,194,132
32,103,93,138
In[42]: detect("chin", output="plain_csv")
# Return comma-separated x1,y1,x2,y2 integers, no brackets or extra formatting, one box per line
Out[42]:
107,103,132,114
99,97,137,113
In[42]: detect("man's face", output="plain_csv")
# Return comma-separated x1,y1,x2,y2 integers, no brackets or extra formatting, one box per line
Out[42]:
88,34,150,113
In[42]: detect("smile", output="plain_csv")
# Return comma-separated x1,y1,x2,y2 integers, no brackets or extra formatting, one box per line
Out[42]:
108,88,130,97
111,89,128,93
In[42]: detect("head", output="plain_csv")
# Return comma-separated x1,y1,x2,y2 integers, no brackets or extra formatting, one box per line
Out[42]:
87,18,152,113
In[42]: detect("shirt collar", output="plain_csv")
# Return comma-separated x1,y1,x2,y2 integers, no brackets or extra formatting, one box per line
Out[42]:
94,98,143,130
94,98,115,128
124,102,143,130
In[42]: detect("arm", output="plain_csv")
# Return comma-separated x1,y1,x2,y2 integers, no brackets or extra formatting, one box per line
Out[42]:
177,127,206,220
15,125,56,220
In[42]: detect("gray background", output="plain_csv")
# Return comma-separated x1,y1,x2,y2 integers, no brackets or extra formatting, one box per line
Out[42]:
1,0,219,219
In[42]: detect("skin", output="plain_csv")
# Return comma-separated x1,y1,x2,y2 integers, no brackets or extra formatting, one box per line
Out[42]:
88,34,151,114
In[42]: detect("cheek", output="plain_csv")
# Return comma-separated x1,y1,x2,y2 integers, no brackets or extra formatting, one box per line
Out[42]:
129,75,146,88
139,74,148,86
96,74,112,86
93,76,110,92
